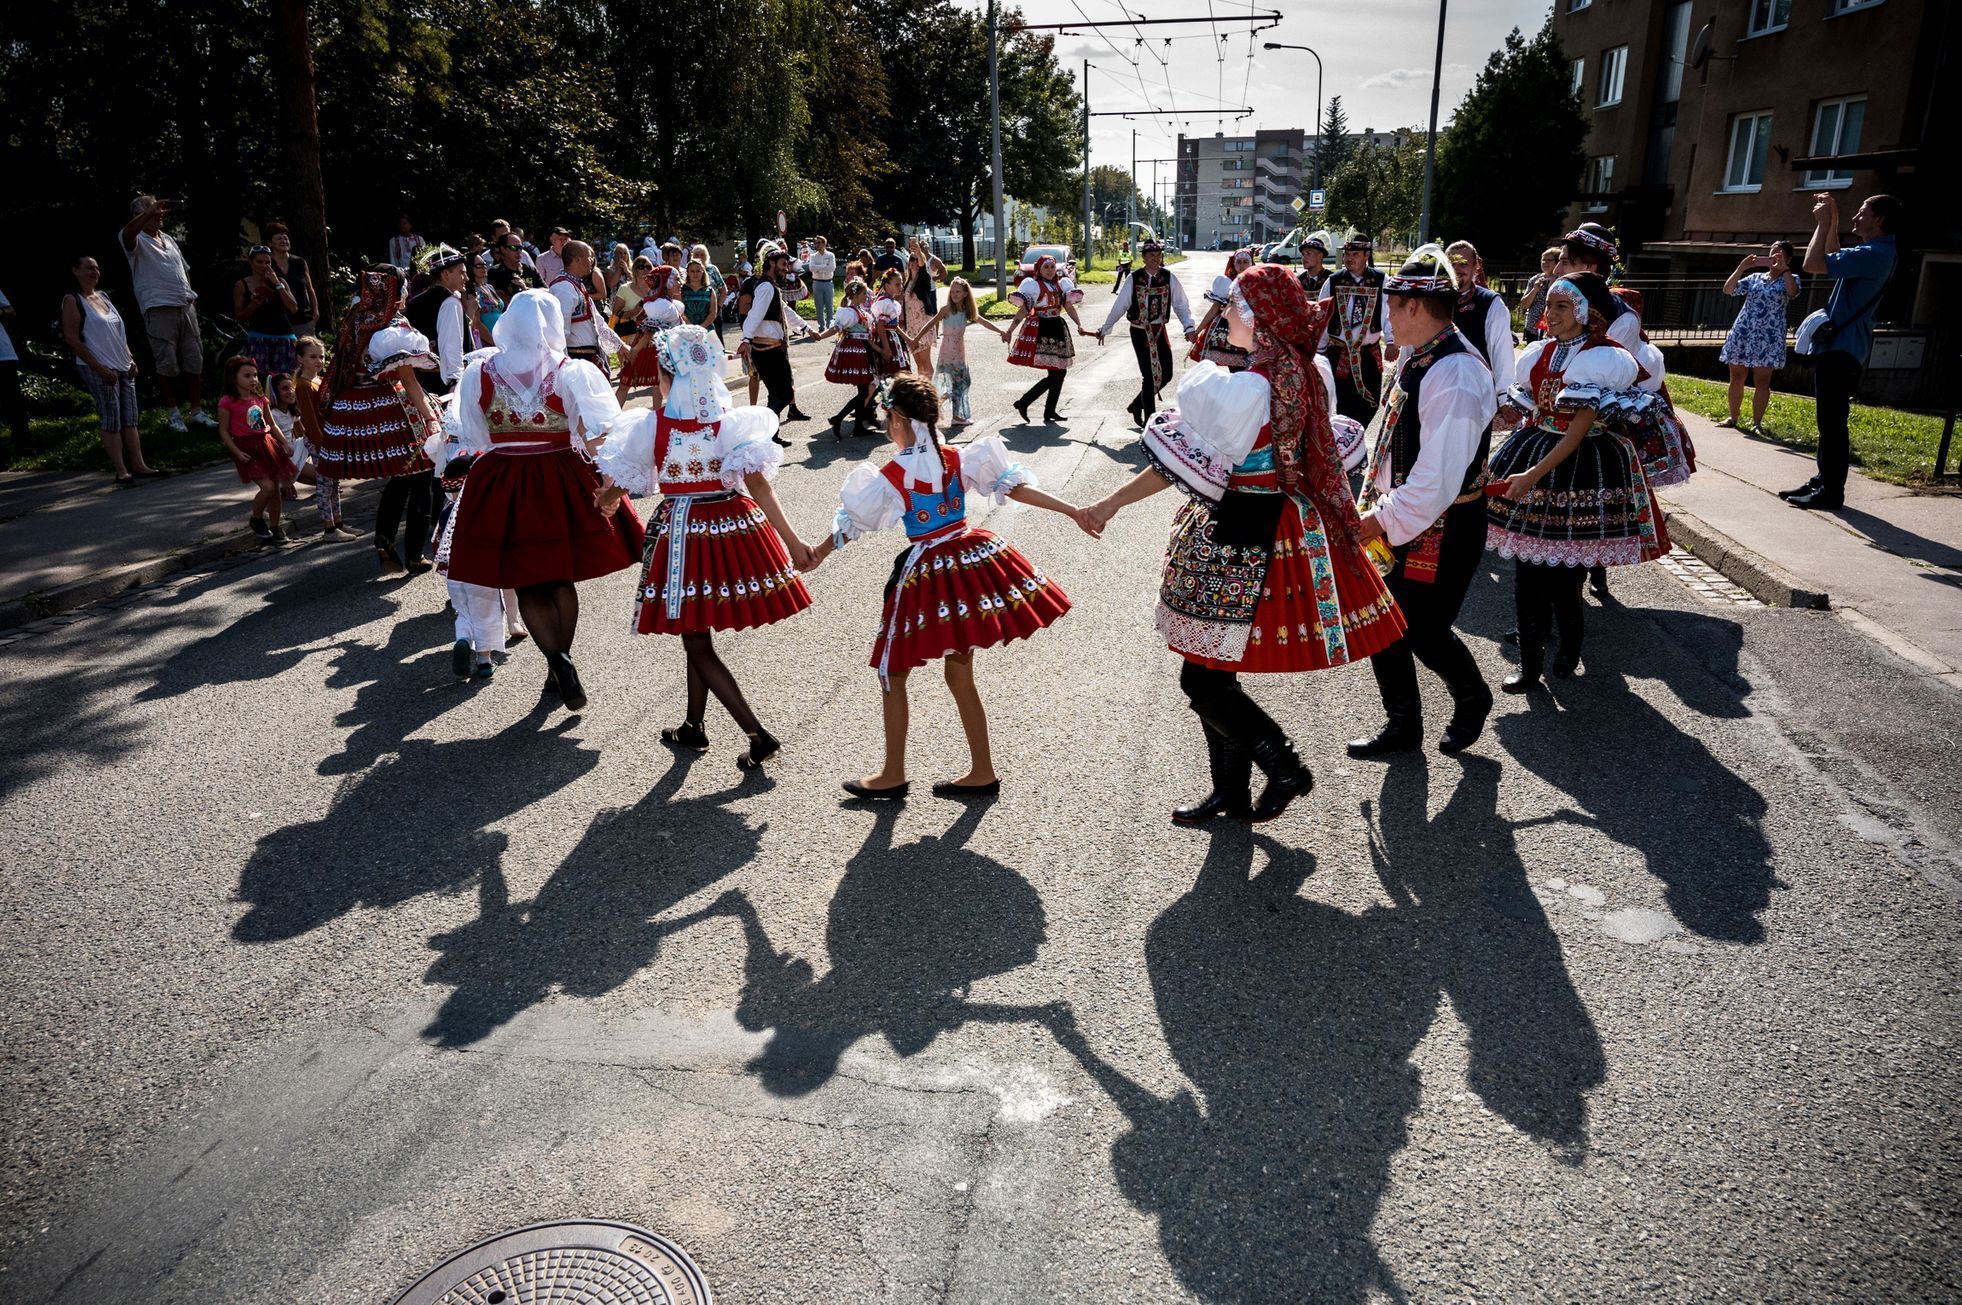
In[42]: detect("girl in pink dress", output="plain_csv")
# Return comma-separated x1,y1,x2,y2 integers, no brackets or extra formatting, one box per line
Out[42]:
906,277,1004,429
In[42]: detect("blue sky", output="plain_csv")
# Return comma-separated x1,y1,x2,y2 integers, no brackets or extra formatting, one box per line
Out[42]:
1014,0,1551,176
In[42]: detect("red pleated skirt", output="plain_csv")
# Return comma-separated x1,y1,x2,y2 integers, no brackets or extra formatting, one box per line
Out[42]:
826,337,875,384
620,337,665,385
446,447,645,590
633,494,813,634
316,381,431,481
870,528,1070,679
233,430,297,485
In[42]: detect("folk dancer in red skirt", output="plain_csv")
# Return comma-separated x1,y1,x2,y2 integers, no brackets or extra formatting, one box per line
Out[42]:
616,263,680,405
1087,263,1406,825
868,271,911,378
1486,274,1672,690
444,289,646,711
595,324,815,769
806,277,878,439
316,268,444,575
1003,254,1090,424
808,374,1088,802
1188,248,1256,373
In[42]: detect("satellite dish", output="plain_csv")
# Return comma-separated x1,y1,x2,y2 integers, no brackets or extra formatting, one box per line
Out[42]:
1689,22,1715,70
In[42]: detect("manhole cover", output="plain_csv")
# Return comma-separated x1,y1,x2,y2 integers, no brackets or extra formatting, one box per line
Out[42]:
392,1219,712,1305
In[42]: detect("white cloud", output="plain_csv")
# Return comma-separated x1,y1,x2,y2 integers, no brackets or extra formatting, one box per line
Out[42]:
1362,62,1475,90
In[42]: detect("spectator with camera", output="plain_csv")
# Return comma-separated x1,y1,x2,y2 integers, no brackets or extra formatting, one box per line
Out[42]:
119,196,213,432
1787,192,1900,511
1717,240,1800,436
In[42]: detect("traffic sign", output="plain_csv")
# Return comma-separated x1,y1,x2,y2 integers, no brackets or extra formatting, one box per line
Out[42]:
1290,196,1305,213
1309,189,1326,212
776,209,788,235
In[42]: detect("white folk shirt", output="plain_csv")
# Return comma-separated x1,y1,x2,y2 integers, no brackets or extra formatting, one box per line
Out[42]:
1368,348,1497,547
121,228,197,312
742,280,787,343
1465,292,1517,400
1099,268,1196,334
548,277,599,349
437,293,467,384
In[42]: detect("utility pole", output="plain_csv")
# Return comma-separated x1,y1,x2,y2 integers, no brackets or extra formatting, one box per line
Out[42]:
989,0,1006,296
1419,0,1448,243
1082,59,1092,270
1130,128,1137,241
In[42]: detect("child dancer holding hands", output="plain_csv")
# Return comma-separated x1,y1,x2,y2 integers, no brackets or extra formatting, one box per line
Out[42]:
905,277,1004,430
807,373,1090,800
806,277,878,439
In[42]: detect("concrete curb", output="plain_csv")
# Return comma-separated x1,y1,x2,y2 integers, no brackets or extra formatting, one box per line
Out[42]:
1662,506,1831,610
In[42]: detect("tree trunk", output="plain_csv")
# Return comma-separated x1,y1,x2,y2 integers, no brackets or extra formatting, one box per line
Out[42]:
270,0,333,329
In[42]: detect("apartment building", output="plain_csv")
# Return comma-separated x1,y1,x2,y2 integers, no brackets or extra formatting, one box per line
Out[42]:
1174,129,1308,250
1553,0,1956,330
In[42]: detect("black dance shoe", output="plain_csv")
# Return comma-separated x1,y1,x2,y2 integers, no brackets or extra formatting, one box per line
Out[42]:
1171,726,1253,825
842,778,908,801
1344,723,1421,760
932,778,1002,799
1438,686,1493,754
1246,736,1314,823
662,720,710,751
771,433,793,448
1170,789,1251,825
1587,566,1609,600
737,728,781,771
1503,644,1544,694
1013,398,1033,424
1787,487,1844,510
549,653,587,711
1550,646,1582,679
785,406,812,423
451,638,473,681
1778,476,1824,501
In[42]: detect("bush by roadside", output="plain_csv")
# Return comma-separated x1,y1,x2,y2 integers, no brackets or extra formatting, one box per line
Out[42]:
1668,374,1949,488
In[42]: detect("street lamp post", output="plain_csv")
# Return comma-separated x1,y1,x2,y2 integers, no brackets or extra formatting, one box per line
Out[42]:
1262,42,1323,188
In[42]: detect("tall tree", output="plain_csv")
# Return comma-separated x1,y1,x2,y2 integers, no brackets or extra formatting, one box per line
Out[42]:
1325,129,1425,248
1315,95,1355,189
269,0,333,326
1432,19,1588,266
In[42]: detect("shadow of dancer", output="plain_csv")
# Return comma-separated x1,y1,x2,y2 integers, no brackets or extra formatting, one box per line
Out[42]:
421,760,765,1047
717,803,1048,1097
232,715,598,944
1494,607,1774,943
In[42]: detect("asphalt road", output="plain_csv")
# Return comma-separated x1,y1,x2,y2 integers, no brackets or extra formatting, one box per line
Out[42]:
2,254,1957,1303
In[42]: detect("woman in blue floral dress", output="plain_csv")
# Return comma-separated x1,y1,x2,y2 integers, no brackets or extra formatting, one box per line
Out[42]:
1717,240,1799,433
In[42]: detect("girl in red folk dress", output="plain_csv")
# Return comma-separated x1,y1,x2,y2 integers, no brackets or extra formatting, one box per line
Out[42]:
807,373,1090,802
316,268,445,574
596,325,816,770
1088,263,1406,826
1002,254,1091,423
807,277,878,439
615,264,680,405
868,272,911,378
444,289,646,712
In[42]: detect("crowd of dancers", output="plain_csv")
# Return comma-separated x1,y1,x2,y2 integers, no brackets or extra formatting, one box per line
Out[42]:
272,220,1692,816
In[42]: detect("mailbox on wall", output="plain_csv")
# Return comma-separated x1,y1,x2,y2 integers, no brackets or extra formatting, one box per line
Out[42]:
1868,333,1927,371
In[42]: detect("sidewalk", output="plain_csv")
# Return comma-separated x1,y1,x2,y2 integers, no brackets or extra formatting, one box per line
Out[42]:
1658,408,1962,684
0,463,353,628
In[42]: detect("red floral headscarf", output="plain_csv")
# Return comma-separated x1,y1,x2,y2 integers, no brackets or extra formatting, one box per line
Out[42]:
1232,264,1360,548
325,269,403,398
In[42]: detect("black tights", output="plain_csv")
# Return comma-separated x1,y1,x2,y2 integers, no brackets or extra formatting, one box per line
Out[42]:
516,581,579,659
682,631,761,734
1514,561,1584,658
1179,660,1287,748
376,470,435,559
1017,369,1066,417
832,384,873,426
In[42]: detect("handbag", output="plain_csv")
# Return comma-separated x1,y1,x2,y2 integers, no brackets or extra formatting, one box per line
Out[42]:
1795,269,1890,360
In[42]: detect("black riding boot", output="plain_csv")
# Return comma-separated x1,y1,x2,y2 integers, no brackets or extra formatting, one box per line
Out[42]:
1172,723,1254,825
1246,733,1315,823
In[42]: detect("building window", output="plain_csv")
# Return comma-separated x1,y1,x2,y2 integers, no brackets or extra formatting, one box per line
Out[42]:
1828,0,1882,12
1803,96,1866,188
1747,0,1791,35
1568,0,1591,10
1585,156,1616,211
1571,58,1585,94
1723,111,1774,192
1598,46,1626,107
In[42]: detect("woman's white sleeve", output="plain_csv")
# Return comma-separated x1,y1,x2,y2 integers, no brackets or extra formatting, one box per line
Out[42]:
594,408,658,495
1139,364,1272,502
833,305,861,330
557,359,624,440
1012,277,1039,306
959,434,1035,504
718,408,785,489
832,463,904,544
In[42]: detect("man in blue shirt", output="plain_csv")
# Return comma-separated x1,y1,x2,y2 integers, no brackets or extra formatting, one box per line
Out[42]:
1788,192,1900,510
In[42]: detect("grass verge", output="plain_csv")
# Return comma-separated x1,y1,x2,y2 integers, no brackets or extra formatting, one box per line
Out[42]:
3,409,227,475
1667,374,1951,488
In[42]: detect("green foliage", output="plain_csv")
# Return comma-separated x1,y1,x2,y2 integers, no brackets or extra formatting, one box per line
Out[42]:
1666,374,1948,487
1315,96,1354,184
1324,130,1426,247
1432,19,1588,266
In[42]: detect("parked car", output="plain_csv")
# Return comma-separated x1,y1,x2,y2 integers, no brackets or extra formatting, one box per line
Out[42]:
1016,244,1078,281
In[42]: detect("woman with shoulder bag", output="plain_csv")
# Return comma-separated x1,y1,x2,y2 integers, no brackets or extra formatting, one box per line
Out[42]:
62,255,157,483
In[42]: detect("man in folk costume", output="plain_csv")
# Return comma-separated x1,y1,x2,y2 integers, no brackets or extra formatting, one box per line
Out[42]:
1348,247,1499,758
1443,240,1515,405
1296,231,1334,299
1096,236,1197,427
1318,234,1395,426
547,240,626,380
740,245,811,432
405,244,470,396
